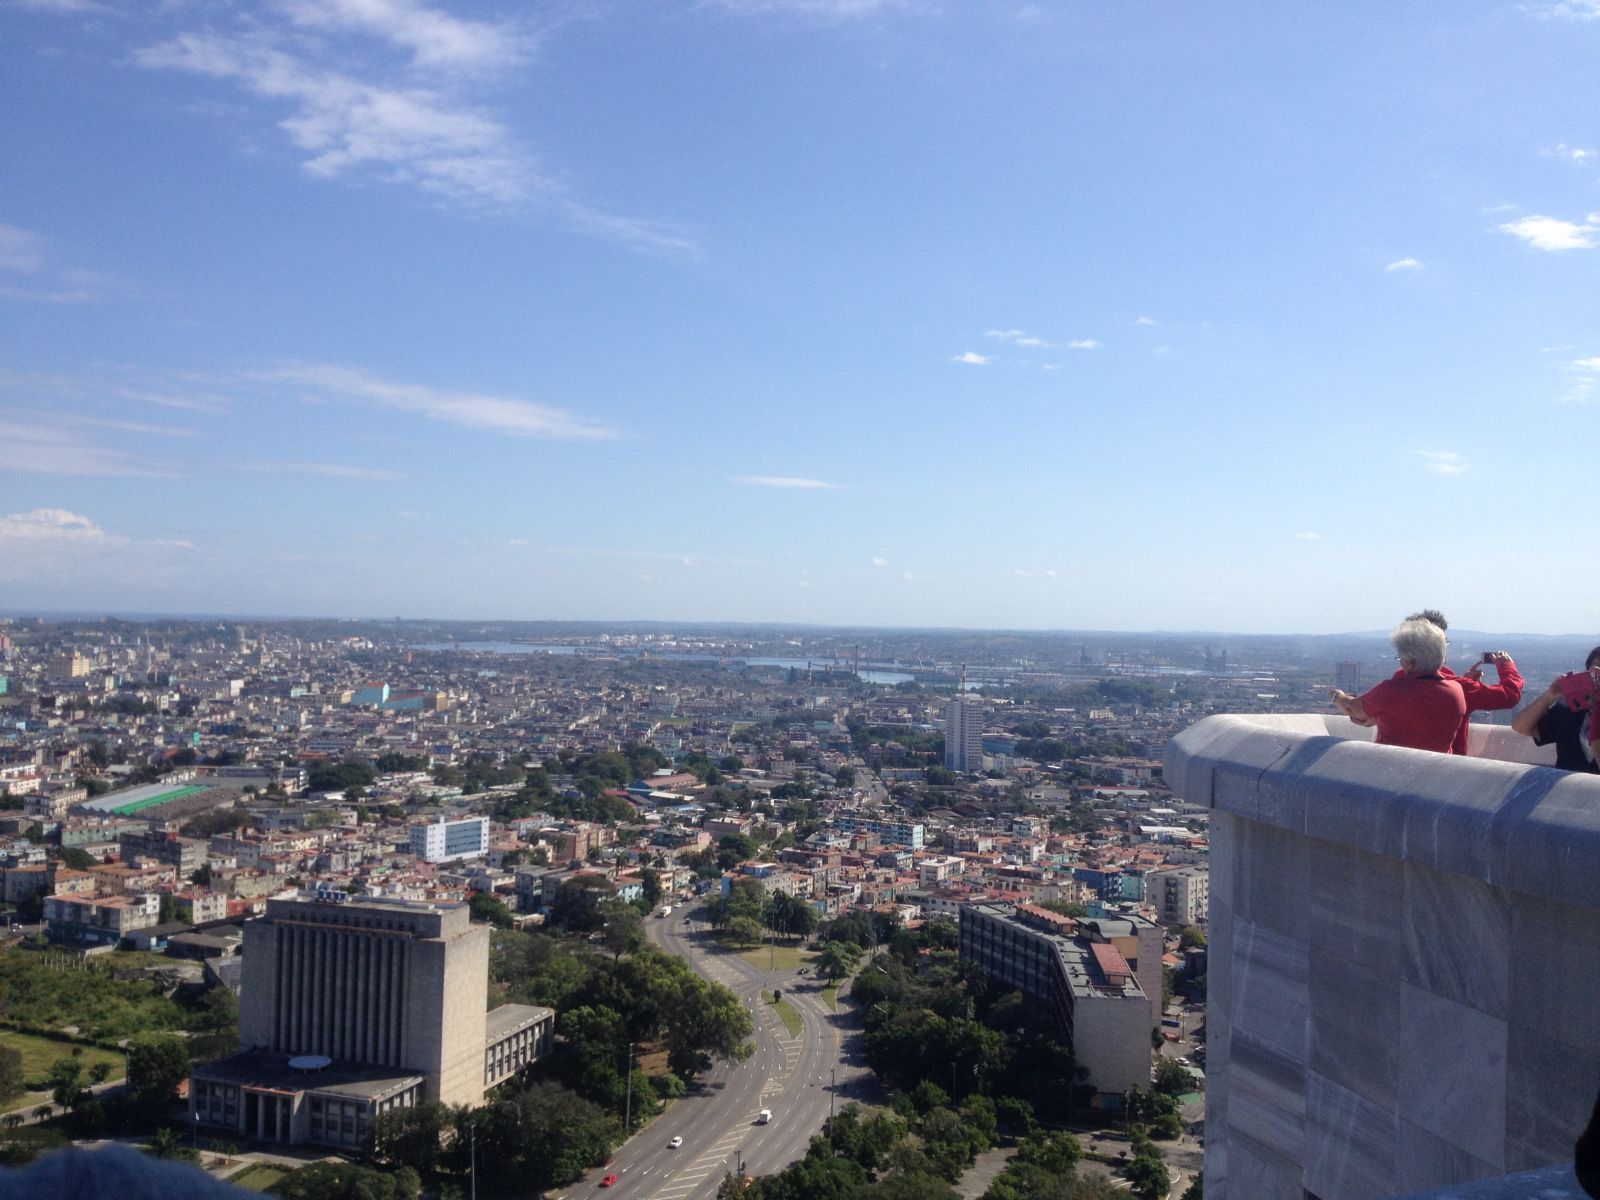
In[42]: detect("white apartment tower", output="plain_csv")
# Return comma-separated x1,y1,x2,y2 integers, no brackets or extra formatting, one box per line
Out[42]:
944,694,984,773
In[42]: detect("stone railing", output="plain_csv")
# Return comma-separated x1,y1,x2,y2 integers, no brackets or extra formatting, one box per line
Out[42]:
1164,714,1600,1200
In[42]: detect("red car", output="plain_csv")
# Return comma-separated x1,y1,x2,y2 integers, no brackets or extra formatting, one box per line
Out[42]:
600,1175,618,1188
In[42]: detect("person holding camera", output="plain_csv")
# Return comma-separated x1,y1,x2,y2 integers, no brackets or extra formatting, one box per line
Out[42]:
1391,610,1523,754
1511,645,1600,772
1331,617,1466,752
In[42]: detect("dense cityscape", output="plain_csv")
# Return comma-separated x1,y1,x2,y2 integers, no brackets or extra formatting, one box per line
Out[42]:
0,616,1352,1199
2,617,1593,1199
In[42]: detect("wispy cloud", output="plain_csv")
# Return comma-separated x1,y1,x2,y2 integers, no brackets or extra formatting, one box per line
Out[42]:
1415,449,1469,476
705,0,911,17
1499,213,1599,251
1524,1,1600,18
871,556,889,567
0,220,118,303
121,7,696,250
264,363,618,440
952,351,990,365
278,0,530,72
0,415,181,477
985,328,1047,347
1067,338,1100,350
1134,316,1159,327
0,508,120,545
1296,531,1321,540
1011,568,1060,579
1545,142,1597,163
729,475,844,490
1385,257,1423,271
1562,356,1600,403
239,459,406,481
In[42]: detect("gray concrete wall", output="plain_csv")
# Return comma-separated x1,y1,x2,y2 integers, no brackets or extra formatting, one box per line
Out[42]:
1166,715,1600,1200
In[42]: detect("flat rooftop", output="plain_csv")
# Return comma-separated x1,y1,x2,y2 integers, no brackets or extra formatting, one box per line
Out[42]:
193,1051,423,1101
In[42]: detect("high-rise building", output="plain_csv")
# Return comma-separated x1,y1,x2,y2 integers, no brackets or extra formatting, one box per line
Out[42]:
959,901,1151,1102
191,893,553,1148
1336,660,1362,694
409,815,490,863
1145,864,1209,928
944,695,984,773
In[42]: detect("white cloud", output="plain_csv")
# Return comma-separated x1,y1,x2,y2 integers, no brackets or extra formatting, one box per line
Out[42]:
130,15,696,249
871,556,889,567
0,220,117,303
1067,339,1099,350
137,32,530,208
0,508,118,544
1525,1,1600,18
279,0,529,73
1296,531,1321,540
1385,257,1422,271
952,351,990,365
0,415,180,477
0,224,44,274
1499,213,1599,251
1134,316,1159,326
264,363,617,440
729,475,844,490
1415,449,1469,476
239,460,406,481
1012,568,1060,579
1546,143,1597,163
706,0,910,17
1574,357,1600,371
985,329,1046,347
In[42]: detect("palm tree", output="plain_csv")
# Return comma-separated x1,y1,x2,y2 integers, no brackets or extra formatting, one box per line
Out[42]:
2,1113,25,1130
32,1105,52,1123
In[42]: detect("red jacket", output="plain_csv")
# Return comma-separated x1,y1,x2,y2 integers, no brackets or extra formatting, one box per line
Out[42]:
1388,658,1524,754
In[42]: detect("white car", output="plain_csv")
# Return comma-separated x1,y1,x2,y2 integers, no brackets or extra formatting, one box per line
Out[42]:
668,1136,683,1149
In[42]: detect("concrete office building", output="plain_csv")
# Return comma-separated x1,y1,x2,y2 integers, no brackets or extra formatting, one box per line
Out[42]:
192,892,553,1148
409,815,490,863
1166,714,1600,1199
1145,864,1209,928
833,813,926,850
944,695,984,773
959,901,1150,1103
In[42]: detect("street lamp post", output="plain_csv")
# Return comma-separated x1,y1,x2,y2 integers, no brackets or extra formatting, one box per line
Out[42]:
830,1067,836,1121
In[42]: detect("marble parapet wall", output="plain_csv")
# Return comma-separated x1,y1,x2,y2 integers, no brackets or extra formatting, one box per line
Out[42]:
1165,714,1600,1200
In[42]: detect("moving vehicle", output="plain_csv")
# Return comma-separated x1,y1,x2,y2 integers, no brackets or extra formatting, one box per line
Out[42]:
659,905,673,918
757,1108,772,1124
668,1136,683,1149
600,1174,618,1187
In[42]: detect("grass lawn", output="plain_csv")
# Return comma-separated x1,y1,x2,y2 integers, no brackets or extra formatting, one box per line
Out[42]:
226,1164,292,1192
762,993,803,1039
821,983,838,1011
734,944,814,972
0,1029,126,1091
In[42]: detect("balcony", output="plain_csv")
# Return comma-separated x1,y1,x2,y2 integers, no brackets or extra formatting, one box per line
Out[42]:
1164,714,1600,1200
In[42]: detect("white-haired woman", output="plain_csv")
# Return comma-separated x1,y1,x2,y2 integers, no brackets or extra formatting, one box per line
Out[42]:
1331,618,1466,752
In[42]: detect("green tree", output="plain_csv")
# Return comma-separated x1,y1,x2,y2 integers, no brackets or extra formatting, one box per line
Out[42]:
369,1101,450,1174
640,867,663,908
146,1125,199,1163
469,893,515,929
46,1059,84,1111
125,1035,191,1109
816,939,862,982
1177,925,1207,949
1123,1152,1170,1200
0,1047,22,1104
1182,1171,1203,1199
1153,1059,1195,1098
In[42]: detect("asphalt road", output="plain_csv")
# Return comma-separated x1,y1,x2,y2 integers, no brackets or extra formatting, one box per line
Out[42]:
553,905,872,1200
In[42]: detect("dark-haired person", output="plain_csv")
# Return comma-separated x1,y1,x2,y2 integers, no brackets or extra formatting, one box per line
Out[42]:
1331,618,1465,752
1512,646,1600,773
1395,610,1524,754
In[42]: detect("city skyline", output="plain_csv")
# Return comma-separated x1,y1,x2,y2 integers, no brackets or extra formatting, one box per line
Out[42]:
5,2,1600,634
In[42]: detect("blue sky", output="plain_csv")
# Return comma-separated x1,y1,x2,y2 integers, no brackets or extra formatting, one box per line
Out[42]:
3,0,1599,634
